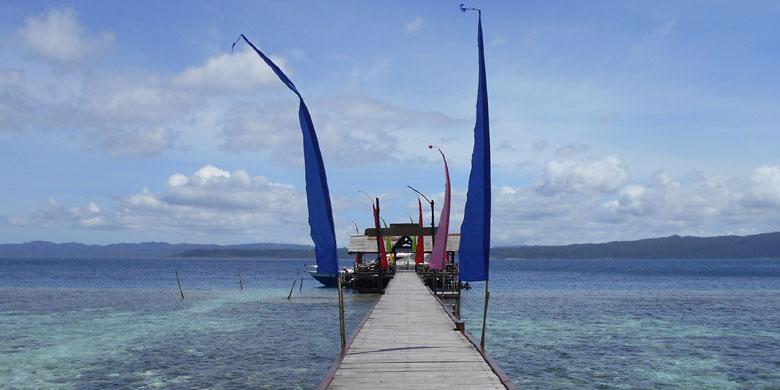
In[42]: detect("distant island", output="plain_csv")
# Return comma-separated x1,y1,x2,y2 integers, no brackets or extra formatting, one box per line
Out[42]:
177,247,350,259
492,232,780,259
2,232,780,259
0,241,316,259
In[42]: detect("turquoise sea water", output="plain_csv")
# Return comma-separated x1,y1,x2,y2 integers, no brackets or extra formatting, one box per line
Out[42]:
462,259,780,389
1,258,778,389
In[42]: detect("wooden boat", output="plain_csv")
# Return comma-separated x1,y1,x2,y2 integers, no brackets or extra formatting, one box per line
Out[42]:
306,265,339,287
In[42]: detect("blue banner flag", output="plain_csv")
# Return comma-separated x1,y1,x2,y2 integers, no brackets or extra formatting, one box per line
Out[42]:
235,35,339,276
458,14,491,282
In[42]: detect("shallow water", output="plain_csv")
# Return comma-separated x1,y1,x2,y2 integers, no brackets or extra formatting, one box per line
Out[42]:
0,258,778,389
462,259,780,389
0,258,375,389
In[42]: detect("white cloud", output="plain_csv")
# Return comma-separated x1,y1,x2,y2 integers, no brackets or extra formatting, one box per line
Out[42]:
11,199,114,230
172,49,288,92
78,79,201,157
487,164,780,245
4,10,459,161
0,67,200,157
404,16,424,33
742,165,780,208
218,95,462,165
18,8,114,64
11,165,311,243
613,172,734,223
87,83,195,124
538,156,627,195
0,68,80,134
10,162,780,245
90,126,180,158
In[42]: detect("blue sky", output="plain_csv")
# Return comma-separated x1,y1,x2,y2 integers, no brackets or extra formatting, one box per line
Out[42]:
1,1,779,245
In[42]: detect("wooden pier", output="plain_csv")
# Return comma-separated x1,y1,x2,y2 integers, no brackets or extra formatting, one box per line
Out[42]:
321,271,512,389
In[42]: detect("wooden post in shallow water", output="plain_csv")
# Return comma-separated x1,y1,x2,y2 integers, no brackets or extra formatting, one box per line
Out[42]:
287,278,297,300
175,270,184,300
456,270,462,319
238,273,244,291
480,280,489,349
337,272,346,351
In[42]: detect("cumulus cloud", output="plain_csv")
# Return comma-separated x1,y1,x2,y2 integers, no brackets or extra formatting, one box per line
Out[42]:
404,16,424,33
18,8,114,64
612,172,735,223
740,165,780,208
402,157,774,245
10,161,780,245
491,185,616,244
537,156,627,195
10,199,113,229
172,49,288,92
488,165,780,245
11,165,311,242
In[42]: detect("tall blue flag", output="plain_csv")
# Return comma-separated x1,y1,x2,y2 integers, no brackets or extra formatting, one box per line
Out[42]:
458,14,491,282
235,35,339,276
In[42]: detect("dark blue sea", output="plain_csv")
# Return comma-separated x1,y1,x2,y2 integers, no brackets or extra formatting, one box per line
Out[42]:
1,258,778,389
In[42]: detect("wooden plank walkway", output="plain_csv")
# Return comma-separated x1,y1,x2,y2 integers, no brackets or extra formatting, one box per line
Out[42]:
325,271,507,389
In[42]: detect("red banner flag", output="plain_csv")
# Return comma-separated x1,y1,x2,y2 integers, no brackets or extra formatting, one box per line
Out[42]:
373,203,388,270
415,198,425,264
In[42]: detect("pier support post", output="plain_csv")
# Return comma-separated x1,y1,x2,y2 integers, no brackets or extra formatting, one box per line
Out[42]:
456,271,461,319
337,272,346,351
480,280,489,349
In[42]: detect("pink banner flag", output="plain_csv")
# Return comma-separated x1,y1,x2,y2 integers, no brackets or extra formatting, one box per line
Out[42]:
429,146,451,271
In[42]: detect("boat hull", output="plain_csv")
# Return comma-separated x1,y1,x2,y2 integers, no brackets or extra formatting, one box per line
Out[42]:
309,271,339,287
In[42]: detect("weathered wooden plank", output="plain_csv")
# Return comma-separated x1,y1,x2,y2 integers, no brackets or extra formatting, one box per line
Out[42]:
325,271,506,389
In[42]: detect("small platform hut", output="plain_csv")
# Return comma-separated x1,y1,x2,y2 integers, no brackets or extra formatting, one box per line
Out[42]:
348,223,460,293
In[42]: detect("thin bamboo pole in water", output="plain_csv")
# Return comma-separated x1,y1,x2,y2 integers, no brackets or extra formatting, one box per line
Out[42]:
287,271,299,300
175,270,184,300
